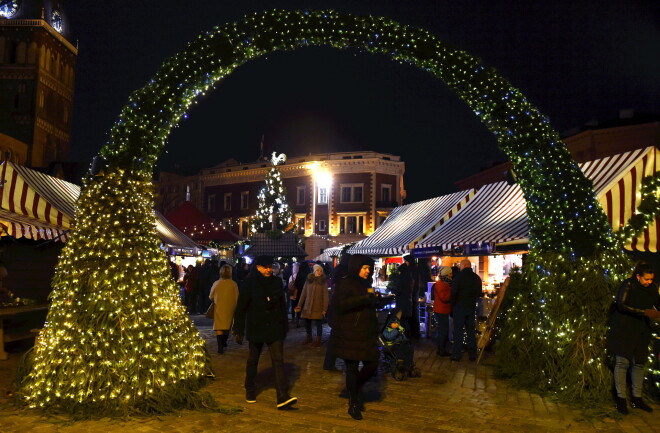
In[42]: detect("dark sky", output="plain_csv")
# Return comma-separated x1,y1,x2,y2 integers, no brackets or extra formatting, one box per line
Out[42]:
67,0,659,203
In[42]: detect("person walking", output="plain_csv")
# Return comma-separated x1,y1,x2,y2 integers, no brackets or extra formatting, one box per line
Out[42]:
296,264,329,347
323,253,352,372
209,264,239,354
288,262,301,325
450,259,482,362
331,254,380,420
391,255,414,338
433,266,453,356
607,262,660,414
232,256,297,410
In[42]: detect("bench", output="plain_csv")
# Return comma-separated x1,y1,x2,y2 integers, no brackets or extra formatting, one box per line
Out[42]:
0,304,48,360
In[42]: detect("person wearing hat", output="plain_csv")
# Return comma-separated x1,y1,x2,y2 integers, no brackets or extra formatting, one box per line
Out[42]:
432,266,453,356
233,255,298,410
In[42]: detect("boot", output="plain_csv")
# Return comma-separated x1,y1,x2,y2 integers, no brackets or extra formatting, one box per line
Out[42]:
221,333,229,349
616,397,628,415
303,334,312,345
311,336,322,347
216,335,224,354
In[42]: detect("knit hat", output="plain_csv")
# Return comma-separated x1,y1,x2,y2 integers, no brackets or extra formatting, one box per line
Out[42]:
439,266,452,277
253,256,274,267
403,254,415,264
313,264,324,274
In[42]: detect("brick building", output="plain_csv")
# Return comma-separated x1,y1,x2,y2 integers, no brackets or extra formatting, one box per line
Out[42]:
0,0,76,169
156,151,406,258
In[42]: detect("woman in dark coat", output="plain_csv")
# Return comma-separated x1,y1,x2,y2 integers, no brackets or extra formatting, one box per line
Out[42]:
330,254,379,420
607,262,660,414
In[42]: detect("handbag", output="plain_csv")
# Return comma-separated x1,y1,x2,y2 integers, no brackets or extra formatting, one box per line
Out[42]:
205,301,215,319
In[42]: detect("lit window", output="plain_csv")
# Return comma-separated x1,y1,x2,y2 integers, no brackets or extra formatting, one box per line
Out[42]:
318,187,327,204
296,217,305,235
318,219,327,232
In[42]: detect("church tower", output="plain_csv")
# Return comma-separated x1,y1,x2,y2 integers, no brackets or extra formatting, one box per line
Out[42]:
0,0,77,168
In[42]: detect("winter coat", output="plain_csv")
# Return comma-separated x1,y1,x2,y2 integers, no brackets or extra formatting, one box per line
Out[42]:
391,263,413,317
298,273,329,320
606,277,660,361
331,254,380,362
433,277,452,314
451,267,482,310
232,272,288,343
209,278,239,331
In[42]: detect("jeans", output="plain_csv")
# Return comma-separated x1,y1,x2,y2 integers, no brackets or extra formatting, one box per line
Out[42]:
245,340,288,402
452,305,477,360
305,318,323,337
434,312,450,353
614,355,645,398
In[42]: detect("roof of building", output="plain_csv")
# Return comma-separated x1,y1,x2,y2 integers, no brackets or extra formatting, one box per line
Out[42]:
241,232,307,258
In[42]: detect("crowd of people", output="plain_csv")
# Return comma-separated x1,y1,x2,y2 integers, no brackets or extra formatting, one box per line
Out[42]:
169,254,659,419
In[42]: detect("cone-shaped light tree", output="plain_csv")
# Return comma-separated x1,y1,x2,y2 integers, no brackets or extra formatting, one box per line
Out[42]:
19,169,211,415
250,152,293,235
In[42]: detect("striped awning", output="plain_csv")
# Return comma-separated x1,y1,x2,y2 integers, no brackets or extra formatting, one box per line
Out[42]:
584,146,659,252
415,182,527,251
416,146,659,253
0,161,200,249
347,189,476,256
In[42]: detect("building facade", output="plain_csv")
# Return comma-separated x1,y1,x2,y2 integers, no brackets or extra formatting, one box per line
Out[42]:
0,0,76,168
156,151,406,258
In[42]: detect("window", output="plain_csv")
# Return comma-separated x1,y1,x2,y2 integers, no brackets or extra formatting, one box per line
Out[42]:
207,194,216,212
296,186,305,205
224,193,232,211
240,219,249,237
296,217,306,235
381,184,392,203
241,191,249,210
339,215,365,234
222,218,231,230
318,187,327,204
340,184,363,203
318,219,327,232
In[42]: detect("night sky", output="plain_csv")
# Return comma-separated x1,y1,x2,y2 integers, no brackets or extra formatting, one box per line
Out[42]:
67,0,659,203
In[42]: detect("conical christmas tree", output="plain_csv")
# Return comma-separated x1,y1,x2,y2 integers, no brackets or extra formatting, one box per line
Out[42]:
251,153,293,234
18,169,211,416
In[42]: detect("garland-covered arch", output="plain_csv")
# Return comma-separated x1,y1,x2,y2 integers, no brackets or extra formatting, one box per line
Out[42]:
20,9,631,416
102,9,616,256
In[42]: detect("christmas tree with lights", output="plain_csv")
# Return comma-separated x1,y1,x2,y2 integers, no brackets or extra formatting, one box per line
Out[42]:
17,169,213,417
251,152,293,235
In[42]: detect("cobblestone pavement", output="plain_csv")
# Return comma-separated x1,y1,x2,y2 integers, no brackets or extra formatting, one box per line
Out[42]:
0,315,657,433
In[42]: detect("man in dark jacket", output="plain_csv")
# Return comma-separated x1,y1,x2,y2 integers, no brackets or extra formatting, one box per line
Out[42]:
450,259,482,362
607,262,660,414
391,255,414,338
233,255,298,410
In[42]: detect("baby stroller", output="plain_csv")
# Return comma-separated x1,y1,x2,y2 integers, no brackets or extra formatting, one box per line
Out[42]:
377,311,422,381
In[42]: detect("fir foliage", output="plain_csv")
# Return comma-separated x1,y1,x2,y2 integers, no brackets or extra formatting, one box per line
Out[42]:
16,170,217,417
496,250,632,411
250,164,293,236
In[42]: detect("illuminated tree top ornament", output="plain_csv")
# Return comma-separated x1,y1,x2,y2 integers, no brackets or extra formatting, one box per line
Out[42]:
271,152,287,166
98,8,616,257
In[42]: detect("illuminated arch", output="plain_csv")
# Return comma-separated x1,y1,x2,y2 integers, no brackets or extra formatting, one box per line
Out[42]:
100,9,614,255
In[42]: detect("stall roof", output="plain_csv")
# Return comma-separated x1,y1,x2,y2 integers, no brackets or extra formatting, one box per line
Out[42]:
415,146,659,253
164,201,245,243
0,161,200,249
241,232,307,258
347,190,476,256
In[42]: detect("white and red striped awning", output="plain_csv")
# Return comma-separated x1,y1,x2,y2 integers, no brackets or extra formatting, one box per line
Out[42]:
347,189,475,256
585,146,659,252
415,146,659,253
0,162,75,241
0,161,200,249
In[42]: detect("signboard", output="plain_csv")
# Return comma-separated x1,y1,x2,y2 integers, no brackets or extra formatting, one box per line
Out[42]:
412,246,444,258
